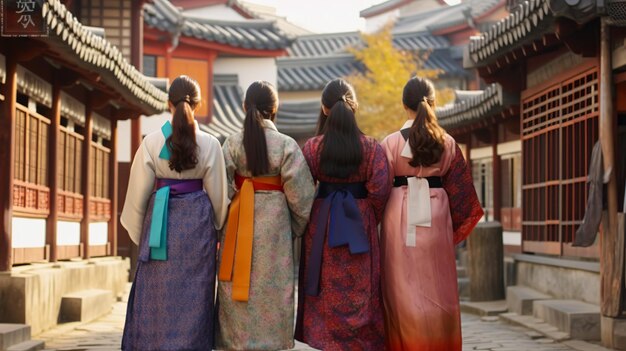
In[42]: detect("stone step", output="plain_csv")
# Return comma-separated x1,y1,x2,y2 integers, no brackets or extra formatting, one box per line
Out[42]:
6,340,45,351
533,299,600,341
456,266,467,278
458,277,469,300
460,300,507,316
499,312,571,341
0,324,31,350
507,285,551,315
59,289,113,324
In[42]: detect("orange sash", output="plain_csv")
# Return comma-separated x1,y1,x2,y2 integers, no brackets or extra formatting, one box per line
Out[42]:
218,173,283,302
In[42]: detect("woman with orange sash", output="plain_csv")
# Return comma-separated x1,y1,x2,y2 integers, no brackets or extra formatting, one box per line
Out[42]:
295,79,391,350
120,75,229,350
380,77,483,351
216,81,315,350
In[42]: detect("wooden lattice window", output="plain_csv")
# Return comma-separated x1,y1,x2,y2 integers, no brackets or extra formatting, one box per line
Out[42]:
13,103,50,215
57,126,84,219
521,65,599,257
89,141,111,221
80,0,131,60
472,158,493,220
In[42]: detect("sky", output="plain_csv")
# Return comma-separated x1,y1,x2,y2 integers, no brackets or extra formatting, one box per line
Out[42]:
246,0,393,33
246,0,462,34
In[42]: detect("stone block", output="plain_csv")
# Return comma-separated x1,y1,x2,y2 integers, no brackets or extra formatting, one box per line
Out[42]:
0,257,129,335
533,299,600,341
0,324,30,350
59,289,113,323
506,285,551,315
460,300,507,316
6,340,45,351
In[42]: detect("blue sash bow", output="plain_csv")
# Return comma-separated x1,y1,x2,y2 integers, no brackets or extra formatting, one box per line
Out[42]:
306,182,369,296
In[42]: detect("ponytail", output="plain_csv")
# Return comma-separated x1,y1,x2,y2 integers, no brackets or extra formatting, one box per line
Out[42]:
243,106,270,176
241,81,278,176
407,100,445,167
167,76,200,172
320,99,362,179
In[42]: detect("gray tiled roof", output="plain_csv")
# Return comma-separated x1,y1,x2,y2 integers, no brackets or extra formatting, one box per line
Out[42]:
393,31,449,51
286,31,449,58
277,50,467,91
204,74,244,142
42,0,168,115
466,0,553,66
277,54,364,91
144,0,293,51
287,32,362,57
393,0,504,34
360,0,410,18
276,99,319,138
435,83,518,130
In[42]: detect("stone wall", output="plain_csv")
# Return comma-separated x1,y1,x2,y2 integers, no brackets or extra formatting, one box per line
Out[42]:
515,257,600,305
0,257,129,335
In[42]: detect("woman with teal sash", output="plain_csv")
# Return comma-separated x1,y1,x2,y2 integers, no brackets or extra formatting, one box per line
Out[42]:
120,75,229,350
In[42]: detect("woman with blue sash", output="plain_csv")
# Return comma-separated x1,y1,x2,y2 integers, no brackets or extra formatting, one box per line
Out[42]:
216,81,315,350
120,75,229,350
295,78,391,350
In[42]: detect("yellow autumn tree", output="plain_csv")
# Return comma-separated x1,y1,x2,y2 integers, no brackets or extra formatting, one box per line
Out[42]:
348,25,454,140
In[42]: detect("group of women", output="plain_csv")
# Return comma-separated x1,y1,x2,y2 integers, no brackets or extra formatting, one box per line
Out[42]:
119,74,483,351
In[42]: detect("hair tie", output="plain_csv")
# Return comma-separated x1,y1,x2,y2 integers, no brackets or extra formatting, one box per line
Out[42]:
175,95,192,106
341,94,348,103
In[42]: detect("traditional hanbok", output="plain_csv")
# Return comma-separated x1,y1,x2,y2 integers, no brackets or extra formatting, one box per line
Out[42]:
380,120,483,351
216,119,315,350
120,120,229,351
295,134,391,351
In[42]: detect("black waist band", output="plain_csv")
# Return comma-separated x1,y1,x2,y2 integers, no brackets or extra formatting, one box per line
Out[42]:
316,181,368,199
393,176,442,188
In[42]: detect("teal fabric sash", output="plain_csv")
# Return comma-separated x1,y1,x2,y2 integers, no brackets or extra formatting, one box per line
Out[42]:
149,121,173,261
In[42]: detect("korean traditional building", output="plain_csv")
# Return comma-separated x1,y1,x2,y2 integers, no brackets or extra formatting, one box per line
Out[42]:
0,0,169,336
274,0,509,144
439,0,626,347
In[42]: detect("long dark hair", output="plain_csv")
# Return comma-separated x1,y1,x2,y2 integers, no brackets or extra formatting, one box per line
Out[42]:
243,81,278,176
167,75,200,172
402,76,446,167
318,79,362,179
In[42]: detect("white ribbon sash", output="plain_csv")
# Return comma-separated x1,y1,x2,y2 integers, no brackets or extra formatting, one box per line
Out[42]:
400,134,432,247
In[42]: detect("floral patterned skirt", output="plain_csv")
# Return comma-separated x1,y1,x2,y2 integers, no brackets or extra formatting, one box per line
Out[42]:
122,190,217,351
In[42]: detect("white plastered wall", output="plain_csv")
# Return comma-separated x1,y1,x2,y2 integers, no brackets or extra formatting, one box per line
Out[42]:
213,57,277,94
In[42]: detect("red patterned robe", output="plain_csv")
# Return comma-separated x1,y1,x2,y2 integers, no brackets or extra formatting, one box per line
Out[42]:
295,135,391,351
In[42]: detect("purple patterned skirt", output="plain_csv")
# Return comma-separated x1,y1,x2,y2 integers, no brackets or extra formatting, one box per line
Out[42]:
122,190,217,351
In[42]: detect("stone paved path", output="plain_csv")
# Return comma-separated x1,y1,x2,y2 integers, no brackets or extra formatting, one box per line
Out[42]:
37,286,608,351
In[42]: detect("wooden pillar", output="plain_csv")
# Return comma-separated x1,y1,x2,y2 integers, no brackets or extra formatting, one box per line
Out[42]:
131,116,141,160
0,55,17,272
492,125,502,222
130,0,143,160
600,17,622,319
81,99,93,259
468,222,505,301
46,80,62,263
108,120,118,256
